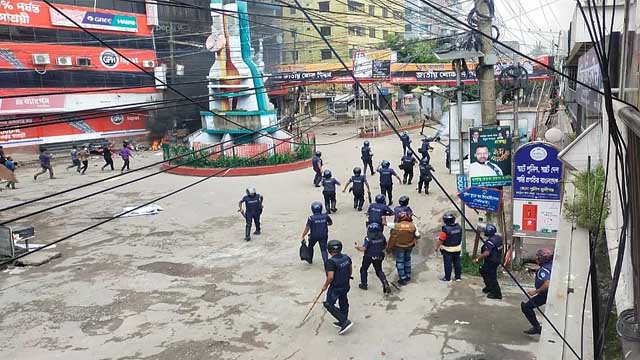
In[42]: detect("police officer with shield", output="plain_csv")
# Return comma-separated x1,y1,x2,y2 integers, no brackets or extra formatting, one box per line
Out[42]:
301,202,333,266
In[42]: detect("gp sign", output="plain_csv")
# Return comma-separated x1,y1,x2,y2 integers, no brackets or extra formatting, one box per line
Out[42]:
458,187,502,212
100,50,119,69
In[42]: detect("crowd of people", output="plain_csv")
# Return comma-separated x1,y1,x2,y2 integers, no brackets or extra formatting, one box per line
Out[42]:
0,141,137,189
238,131,555,337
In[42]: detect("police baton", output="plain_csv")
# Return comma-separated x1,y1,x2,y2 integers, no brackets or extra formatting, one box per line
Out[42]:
301,288,326,324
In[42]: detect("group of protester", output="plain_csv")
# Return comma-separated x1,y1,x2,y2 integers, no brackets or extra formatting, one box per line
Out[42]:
0,141,135,188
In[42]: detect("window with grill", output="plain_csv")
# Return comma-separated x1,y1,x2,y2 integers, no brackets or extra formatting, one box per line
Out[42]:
405,24,412,32
320,49,332,60
369,5,375,15
393,11,401,20
320,26,332,36
369,27,376,38
318,1,330,12
348,1,363,12
382,8,389,18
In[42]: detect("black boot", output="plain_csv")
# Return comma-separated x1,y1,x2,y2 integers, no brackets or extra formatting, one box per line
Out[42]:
254,228,261,235
245,225,251,241
358,283,368,290
382,281,391,294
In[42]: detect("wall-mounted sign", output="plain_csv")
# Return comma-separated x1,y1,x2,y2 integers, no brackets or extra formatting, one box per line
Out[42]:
513,142,563,201
50,8,138,32
458,186,502,212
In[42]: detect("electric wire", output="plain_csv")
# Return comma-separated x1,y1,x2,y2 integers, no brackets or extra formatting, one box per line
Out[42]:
292,2,585,358
0,101,350,226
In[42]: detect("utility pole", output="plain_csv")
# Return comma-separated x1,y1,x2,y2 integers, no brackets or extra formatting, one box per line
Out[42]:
455,59,467,249
476,0,496,125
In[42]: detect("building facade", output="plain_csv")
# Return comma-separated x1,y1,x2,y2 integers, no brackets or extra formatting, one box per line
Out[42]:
404,0,462,40
0,0,163,149
281,0,405,64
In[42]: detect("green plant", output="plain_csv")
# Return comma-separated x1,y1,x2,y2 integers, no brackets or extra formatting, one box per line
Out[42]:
564,165,609,238
461,252,481,276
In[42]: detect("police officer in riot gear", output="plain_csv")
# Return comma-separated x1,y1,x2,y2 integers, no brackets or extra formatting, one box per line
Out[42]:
437,212,463,282
342,167,371,211
238,187,264,241
301,202,333,266
321,169,341,213
521,248,553,335
418,136,433,162
354,222,391,294
361,141,375,176
312,151,323,187
322,240,354,335
400,130,411,155
377,160,402,205
474,223,504,299
366,194,393,226
400,151,416,184
393,195,413,222
417,158,435,194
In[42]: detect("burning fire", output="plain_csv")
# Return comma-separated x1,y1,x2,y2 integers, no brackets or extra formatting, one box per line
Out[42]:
150,139,163,151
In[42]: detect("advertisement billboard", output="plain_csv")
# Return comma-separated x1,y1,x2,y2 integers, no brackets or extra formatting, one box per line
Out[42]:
0,0,152,35
576,47,602,113
468,126,512,187
513,199,561,236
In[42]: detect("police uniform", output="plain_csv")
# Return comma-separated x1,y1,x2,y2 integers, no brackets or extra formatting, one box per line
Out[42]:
393,205,413,222
312,155,323,186
438,223,463,281
521,261,552,331
323,253,352,327
480,234,504,297
400,154,416,184
418,161,434,193
322,177,341,213
347,175,368,211
418,140,431,162
306,213,333,265
361,145,374,175
240,193,263,239
366,203,393,225
377,167,397,205
400,133,411,155
359,233,388,288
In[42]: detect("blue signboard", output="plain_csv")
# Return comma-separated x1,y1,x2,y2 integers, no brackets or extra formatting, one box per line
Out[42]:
456,174,468,192
513,142,563,201
458,187,502,212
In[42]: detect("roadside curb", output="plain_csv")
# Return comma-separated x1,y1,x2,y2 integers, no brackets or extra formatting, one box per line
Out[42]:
359,123,425,138
161,159,312,177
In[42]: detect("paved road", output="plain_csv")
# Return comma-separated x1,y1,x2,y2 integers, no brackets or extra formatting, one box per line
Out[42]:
0,125,539,359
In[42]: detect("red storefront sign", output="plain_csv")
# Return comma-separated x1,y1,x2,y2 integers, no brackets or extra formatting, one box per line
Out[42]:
0,0,152,35
0,95,66,111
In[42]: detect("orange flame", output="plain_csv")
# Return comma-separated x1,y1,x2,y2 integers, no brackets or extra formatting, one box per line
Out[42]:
151,139,163,151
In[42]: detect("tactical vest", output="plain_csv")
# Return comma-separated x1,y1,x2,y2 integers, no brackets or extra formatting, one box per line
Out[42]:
308,214,329,239
390,221,417,248
330,254,351,288
442,224,462,247
351,175,366,193
365,234,386,257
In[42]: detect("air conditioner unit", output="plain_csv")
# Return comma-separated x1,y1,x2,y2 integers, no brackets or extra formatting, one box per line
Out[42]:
76,57,91,66
32,53,50,65
56,56,72,66
142,60,155,68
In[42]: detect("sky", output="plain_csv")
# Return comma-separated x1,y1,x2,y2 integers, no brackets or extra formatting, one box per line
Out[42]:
474,0,577,53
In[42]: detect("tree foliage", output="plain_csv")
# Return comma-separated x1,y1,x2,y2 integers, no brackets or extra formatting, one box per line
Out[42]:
379,33,443,63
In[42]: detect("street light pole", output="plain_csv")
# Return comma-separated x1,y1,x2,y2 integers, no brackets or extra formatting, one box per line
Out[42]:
455,59,467,250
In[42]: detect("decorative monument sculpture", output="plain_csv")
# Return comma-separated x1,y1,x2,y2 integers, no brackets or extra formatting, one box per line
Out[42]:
190,0,290,149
